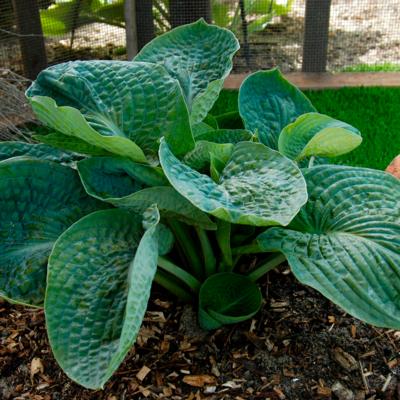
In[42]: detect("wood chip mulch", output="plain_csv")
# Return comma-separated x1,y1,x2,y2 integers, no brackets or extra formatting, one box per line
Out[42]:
1,267,400,400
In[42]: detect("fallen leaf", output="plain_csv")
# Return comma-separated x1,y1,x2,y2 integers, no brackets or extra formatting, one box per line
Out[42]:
183,374,217,387
30,357,44,382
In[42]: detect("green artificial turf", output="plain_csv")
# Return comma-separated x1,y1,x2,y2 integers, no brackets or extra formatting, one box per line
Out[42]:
341,63,400,72
211,87,400,170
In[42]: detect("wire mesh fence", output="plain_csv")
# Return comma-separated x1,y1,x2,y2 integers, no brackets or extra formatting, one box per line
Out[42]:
0,0,400,78
327,0,400,71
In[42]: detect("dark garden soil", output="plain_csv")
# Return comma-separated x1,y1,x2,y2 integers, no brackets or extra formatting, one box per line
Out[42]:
1,264,399,400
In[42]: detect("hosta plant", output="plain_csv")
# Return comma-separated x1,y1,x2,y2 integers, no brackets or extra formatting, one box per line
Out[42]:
1,19,399,389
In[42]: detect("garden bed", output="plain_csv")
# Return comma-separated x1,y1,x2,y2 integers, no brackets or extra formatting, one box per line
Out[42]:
1,267,399,400
1,86,399,398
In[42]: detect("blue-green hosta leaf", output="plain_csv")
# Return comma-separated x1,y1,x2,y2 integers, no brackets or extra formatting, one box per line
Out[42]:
77,158,216,230
135,19,239,122
199,272,262,330
190,79,225,125
257,165,400,329
77,156,168,198
30,96,147,163
45,208,160,389
34,132,111,156
210,153,226,182
27,60,194,157
157,224,175,256
113,187,216,230
0,141,81,164
195,129,253,143
203,114,219,129
278,113,362,161
192,122,215,137
239,69,316,149
0,158,103,307
159,139,308,226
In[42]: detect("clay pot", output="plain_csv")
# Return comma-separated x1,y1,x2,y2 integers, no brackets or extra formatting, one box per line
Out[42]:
386,155,400,179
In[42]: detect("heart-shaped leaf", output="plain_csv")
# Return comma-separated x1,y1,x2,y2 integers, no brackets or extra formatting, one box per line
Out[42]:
0,158,103,306
135,19,239,123
159,139,308,226
239,69,316,149
27,60,194,157
257,165,400,328
45,208,160,389
77,157,216,230
199,272,262,330
278,113,362,161
0,141,81,164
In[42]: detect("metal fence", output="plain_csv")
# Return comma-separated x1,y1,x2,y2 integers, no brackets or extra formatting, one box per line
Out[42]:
1,0,400,78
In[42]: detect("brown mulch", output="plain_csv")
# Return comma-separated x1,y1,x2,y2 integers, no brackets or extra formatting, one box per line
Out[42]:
1,267,400,400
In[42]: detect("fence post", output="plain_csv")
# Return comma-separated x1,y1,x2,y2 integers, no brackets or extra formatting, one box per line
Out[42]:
302,0,331,73
135,0,155,51
169,0,211,28
12,0,47,79
124,0,138,59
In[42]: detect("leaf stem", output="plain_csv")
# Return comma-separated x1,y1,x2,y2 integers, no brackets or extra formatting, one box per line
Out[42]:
231,242,260,255
168,220,204,279
247,253,286,282
154,270,192,302
195,227,217,277
157,256,201,293
308,156,316,168
216,220,233,271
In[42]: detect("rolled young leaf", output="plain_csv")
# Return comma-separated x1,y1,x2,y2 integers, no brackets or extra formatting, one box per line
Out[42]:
257,165,400,329
45,208,160,389
0,158,103,307
278,113,362,161
0,141,82,164
199,272,262,330
159,139,308,226
183,141,234,172
27,60,194,157
239,69,316,149
77,157,216,230
135,19,240,124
